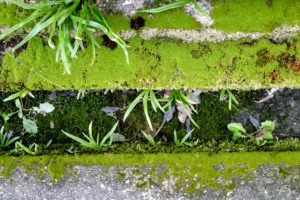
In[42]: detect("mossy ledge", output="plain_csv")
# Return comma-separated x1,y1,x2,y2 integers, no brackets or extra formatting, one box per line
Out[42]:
1,33,300,91
0,152,299,193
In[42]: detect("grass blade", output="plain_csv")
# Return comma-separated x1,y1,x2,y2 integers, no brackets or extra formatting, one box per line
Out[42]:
62,130,92,148
220,89,226,101
123,91,146,122
143,90,153,130
142,131,155,146
193,0,209,19
7,0,63,10
150,90,165,112
179,102,199,129
174,130,179,146
12,13,54,52
180,129,193,145
140,0,191,13
57,0,80,25
227,90,239,105
58,23,71,74
0,10,42,40
100,122,118,148
70,15,108,33
48,9,61,48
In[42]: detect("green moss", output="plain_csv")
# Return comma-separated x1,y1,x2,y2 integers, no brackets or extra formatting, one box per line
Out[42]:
1,33,300,91
0,3,30,27
211,0,300,33
0,152,296,191
105,14,131,32
136,9,202,29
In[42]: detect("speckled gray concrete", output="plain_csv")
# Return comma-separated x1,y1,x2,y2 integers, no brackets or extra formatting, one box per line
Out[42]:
0,162,299,200
233,89,300,137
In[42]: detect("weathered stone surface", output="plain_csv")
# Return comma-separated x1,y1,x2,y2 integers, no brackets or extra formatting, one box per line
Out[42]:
0,153,299,200
233,89,300,137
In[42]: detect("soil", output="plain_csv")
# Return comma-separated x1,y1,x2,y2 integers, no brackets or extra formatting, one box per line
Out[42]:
101,35,118,49
131,16,145,30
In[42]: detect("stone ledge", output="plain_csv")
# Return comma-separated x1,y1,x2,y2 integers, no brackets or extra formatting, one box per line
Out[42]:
0,152,299,199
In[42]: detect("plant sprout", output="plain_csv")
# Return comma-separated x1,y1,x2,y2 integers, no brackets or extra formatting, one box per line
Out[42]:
62,121,118,151
123,90,164,131
3,90,34,102
0,0,128,74
142,130,161,147
0,126,19,149
220,89,239,110
141,0,209,19
14,140,52,155
161,90,199,128
173,129,194,147
227,120,275,145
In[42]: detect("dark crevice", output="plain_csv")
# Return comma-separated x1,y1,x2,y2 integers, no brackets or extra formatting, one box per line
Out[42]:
130,16,145,30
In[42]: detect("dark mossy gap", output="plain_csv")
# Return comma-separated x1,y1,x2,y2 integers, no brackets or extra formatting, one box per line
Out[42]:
0,89,264,144
1,89,300,156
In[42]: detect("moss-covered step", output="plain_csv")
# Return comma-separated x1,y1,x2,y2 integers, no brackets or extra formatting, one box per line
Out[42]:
0,0,300,91
0,34,300,91
0,152,299,199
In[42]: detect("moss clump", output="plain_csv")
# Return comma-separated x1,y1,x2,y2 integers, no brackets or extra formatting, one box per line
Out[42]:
1,34,300,91
211,0,300,33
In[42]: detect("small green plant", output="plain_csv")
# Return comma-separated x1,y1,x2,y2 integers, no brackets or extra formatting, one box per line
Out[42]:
0,0,128,74
77,89,86,100
173,129,194,147
2,94,55,134
62,121,118,151
142,131,161,147
161,90,200,128
141,0,209,19
3,90,34,102
123,90,164,131
220,89,239,110
227,120,275,146
14,140,51,155
0,126,20,149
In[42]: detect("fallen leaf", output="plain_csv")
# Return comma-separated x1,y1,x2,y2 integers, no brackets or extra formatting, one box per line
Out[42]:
33,102,55,116
255,88,278,103
111,133,127,142
249,115,260,130
163,90,171,98
185,118,191,133
7,130,14,138
255,129,268,138
163,106,175,123
255,94,273,103
50,121,55,129
23,118,38,134
49,91,57,101
177,103,192,124
101,107,121,113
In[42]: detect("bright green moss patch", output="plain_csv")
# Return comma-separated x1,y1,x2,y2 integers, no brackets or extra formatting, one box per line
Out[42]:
137,9,202,29
1,34,300,91
0,3,30,27
105,14,131,32
0,152,299,192
211,0,300,33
